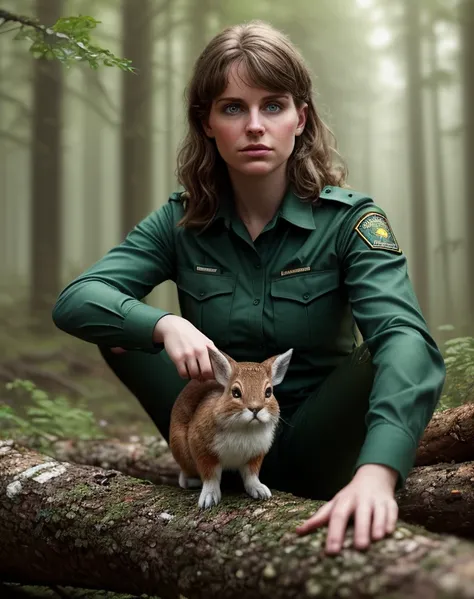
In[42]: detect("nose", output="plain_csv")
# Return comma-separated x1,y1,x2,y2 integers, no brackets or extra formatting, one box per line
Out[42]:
245,108,265,135
250,407,262,417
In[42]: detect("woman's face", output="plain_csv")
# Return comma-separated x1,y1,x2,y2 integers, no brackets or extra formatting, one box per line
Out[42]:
203,63,307,179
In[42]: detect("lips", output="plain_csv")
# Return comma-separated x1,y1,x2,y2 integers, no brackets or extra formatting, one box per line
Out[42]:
241,144,271,151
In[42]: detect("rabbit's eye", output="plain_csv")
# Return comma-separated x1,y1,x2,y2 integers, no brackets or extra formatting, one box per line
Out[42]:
232,388,242,399
265,387,272,398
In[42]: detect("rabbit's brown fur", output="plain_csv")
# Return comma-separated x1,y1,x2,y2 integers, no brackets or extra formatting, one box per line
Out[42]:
170,347,292,508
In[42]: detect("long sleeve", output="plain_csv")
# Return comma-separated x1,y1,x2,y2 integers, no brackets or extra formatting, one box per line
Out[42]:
52,201,177,352
337,201,446,489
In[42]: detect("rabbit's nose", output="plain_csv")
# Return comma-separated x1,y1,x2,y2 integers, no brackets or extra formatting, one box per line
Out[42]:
250,408,262,417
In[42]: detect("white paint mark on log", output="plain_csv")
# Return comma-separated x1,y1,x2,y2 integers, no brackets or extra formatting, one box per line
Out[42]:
18,461,56,479
34,465,67,483
5,460,69,498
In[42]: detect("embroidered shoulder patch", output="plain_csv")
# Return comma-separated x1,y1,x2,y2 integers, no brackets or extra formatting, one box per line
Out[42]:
355,212,401,253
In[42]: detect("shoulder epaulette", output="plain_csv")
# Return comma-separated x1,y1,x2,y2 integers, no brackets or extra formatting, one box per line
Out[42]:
320,186,372,206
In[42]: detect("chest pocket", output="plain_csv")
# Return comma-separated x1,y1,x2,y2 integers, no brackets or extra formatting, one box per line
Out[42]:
270,270,341,350
177,270,236,347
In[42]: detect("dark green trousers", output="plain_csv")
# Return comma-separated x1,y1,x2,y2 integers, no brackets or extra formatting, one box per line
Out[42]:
99,344,374,501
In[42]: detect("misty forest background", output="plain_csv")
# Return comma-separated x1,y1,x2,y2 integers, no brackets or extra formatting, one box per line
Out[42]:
1,0,473,451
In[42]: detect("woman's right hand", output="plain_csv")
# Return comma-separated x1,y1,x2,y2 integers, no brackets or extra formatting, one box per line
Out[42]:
154,315,217,381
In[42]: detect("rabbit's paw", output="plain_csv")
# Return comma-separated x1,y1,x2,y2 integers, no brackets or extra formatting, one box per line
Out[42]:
245,480,272,500
198,480,221,509
179,472,202,489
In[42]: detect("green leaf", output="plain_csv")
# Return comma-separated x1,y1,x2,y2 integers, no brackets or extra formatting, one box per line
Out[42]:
6,11,134,72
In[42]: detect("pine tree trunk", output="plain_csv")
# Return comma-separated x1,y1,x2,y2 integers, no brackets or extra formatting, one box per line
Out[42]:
82,68,103,266
120,0,153,239
460,0,474,335
30,0,62,328
428,18,453,327
404,0,430,322
3,443,474,598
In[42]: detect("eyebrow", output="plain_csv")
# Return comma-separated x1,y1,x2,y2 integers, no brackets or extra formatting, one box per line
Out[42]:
216,94,290,104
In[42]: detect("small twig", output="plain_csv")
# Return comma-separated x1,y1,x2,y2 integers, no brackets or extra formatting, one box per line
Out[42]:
0,25,21,35
0,10,43,32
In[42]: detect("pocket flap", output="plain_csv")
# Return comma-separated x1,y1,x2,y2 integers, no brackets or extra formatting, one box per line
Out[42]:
177,270,235,301
270,270,340,304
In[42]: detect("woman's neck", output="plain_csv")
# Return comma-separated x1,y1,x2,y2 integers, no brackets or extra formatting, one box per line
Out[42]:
228,166,288,231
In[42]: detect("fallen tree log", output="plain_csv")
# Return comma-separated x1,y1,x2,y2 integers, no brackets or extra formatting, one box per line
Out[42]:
49,437,474,540
3,443,474,598
415,403,474,466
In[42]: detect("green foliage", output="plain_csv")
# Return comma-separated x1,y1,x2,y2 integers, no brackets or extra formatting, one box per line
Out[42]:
1,10,133,71
1,379,104,450
438,335,474,410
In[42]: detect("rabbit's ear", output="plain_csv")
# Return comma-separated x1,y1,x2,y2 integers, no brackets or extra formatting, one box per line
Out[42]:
267,348,293,386
208,347,233,387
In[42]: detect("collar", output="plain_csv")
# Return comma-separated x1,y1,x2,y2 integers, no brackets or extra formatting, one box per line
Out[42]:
211,186,316,231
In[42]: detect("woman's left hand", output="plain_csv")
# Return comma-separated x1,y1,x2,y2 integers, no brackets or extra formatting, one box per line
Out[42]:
295,464,399,554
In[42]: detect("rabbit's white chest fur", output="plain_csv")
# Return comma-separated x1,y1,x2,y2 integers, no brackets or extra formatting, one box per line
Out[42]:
213,424,276,469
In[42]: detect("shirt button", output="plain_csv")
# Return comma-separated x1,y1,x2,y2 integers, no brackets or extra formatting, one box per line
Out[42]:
303,292,310,300
253,299,260,305
199,291,205,297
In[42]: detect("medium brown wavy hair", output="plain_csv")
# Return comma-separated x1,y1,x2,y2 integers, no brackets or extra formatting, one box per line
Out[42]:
176,20,347,228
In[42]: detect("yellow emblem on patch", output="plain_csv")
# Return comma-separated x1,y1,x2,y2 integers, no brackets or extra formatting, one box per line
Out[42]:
355,212,401,253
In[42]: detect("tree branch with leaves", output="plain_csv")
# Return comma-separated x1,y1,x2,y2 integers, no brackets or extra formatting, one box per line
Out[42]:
0,8,133,71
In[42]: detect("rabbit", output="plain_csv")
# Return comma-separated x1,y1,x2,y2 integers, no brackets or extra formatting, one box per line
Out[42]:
169,346,293,509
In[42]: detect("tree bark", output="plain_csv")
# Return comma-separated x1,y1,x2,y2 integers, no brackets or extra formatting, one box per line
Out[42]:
427,14,453,328
397,460,474,539
82,68,103,266
415,403,474,466
460,0,474,335
30,0,62,328
120,0,153,238
3,443,474,598
404,0,430,322
48,435,474,540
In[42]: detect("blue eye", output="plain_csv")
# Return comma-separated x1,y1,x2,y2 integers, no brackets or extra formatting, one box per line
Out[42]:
224,104,241,114
266,103,281,112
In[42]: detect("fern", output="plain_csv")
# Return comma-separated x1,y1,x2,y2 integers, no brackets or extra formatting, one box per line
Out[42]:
438,335,474,409
1,379,104,450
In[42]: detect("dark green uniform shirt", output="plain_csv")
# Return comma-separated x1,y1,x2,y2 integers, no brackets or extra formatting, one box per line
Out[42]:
52,185,446,486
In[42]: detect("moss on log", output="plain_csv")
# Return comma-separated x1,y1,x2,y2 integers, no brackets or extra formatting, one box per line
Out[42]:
2,442,474,598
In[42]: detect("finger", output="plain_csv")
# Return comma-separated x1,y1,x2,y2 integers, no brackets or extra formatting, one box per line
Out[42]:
197,348,214,380
386,499,399,534
353,499,373,550
295,501,333,535
185,356,201,380
325,499,354,554
371,501,387,541
173,355,190,379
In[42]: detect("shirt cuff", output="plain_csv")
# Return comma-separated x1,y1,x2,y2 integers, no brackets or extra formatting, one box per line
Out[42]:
123,302,172,351
353,423,417,491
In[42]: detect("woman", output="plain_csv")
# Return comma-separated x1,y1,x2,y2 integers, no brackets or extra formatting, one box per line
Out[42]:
52,20,446,555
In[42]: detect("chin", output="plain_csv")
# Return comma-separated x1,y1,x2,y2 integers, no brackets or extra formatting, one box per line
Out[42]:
234,162,279,177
